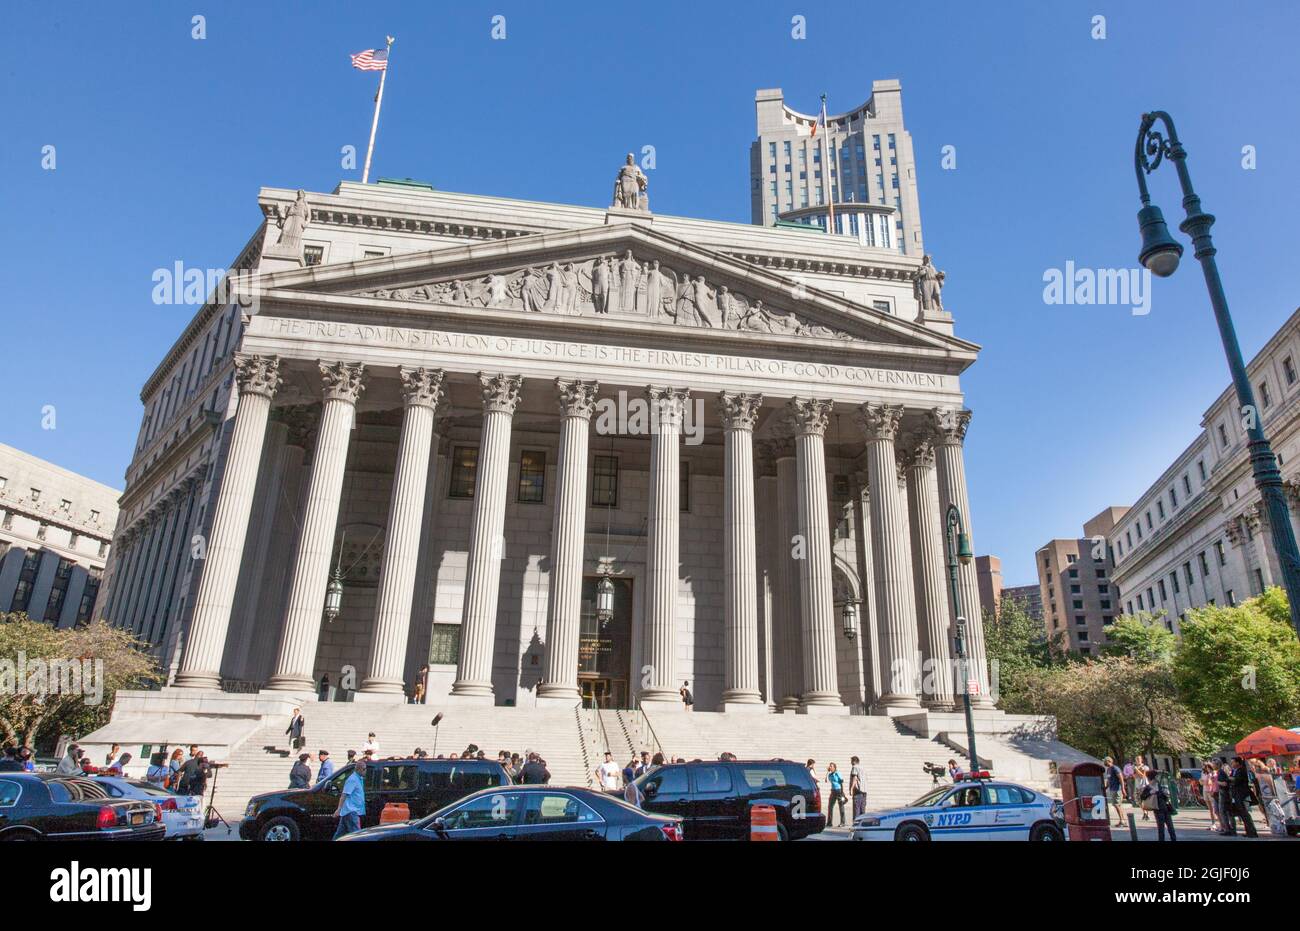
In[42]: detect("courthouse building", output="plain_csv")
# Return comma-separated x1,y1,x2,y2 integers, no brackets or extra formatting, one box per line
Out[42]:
99,130,993,715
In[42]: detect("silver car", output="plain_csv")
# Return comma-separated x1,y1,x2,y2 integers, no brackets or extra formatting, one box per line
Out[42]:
93,776,205,840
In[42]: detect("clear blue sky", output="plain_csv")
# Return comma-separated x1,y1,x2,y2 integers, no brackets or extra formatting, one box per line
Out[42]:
2,0,1298,584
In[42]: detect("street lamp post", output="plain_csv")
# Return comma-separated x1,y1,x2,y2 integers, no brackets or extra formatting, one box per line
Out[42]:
1134,111,1300,640
944,503,979,773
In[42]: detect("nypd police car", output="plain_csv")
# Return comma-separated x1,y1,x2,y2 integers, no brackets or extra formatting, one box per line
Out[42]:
851,772,1064,842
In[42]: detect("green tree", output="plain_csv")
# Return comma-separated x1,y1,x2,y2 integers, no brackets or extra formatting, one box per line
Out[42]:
1103,613,1176,664
1018,655,1201,762
0,613,160,750
983,596,1057,713
1173,588,1300,748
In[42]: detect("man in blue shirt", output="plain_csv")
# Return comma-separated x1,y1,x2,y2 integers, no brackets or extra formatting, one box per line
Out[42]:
316,750,335,785
333,758,367,839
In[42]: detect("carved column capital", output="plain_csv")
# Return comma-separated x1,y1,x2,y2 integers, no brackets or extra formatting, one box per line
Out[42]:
399,366,446,410
855,402,904,441
319,360,366,404
646,385,690,428
233,353,282,399
478,372,523,414
717,392,763,432
899,436,936,470
930,407,972,446
786,397,833,437
555,378,599,419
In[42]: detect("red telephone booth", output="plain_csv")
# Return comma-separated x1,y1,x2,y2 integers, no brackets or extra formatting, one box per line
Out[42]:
1059,761,1112,842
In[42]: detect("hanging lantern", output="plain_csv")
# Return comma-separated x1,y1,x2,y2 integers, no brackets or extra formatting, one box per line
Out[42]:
323,570,344,622
841,601,858,640
596,574,615,627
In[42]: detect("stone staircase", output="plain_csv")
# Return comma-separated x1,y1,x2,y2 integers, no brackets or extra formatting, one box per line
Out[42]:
210,703,592,819
639,709,974,810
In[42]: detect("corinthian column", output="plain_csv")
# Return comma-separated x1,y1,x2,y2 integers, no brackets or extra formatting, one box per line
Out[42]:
719,392,764,710
856,402,921,709
537,379,598,705
788,397,844,712
175,354,280,689
451,373,524,701
768,438,803,711
931,407,992,707
266,361,366,692
903,437,955,710
640,384,689,705
360,367,446,697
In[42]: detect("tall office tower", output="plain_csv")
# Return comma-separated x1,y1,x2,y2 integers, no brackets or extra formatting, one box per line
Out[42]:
749,80,924,255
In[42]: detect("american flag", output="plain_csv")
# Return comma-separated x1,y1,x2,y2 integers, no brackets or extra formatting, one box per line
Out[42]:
351,47,389,71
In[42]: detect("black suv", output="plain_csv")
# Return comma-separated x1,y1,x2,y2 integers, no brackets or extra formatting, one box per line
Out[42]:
0,773,165,841
240,758,512,841
633,759,825,840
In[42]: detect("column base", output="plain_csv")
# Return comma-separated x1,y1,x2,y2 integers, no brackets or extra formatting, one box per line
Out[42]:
719,700,770,713
873,694,925,715
534,695,582,709
776,696,801,713
352,689,407,705
264,675,317,692
923,699,958,713
719,688,763,706
172,671,222,690
638,692,687,710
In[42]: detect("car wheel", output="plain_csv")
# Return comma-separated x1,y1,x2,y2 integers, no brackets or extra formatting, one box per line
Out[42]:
777,821,790,842
896,823,929,842
258,816,300,842
1030,822,1064,842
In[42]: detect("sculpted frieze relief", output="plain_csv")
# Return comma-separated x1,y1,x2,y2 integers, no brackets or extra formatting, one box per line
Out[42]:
356,251,855,341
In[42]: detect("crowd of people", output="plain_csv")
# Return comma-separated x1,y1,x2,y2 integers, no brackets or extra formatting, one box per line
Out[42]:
45,741,218,797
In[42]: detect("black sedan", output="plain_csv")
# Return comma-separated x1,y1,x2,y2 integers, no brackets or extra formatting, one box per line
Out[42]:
0,773,166,841
337,785,683,842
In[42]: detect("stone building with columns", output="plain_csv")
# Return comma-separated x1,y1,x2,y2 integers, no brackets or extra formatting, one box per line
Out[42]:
97,171,994,719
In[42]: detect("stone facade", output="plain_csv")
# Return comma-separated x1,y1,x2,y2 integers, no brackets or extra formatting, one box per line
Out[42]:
101,175,991,713
0,443,119,627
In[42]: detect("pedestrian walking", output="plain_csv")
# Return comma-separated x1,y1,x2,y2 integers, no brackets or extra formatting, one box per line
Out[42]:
289,753,312,788
1202,762,1220,833
1132,763,1151,821
826,762,847,827
1103,756,1125,827
1224,757,1259,838
849,756,867,820
679,681,693,711
316,750,335,785
1139,767,1177,841
286,707,306,751
596,751,622,793
333,757,367,839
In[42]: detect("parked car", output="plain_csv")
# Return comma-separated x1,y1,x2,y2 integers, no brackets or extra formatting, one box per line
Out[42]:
240,757,512,841
633,758,825,840
0,773,165,841
851,773,1065,842
93,776,204,840
338,785,682,841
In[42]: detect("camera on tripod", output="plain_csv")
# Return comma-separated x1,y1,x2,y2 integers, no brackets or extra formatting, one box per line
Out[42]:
922,761,947,785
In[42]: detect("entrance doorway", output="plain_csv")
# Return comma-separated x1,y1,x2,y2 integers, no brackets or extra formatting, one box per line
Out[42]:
577,576,632,709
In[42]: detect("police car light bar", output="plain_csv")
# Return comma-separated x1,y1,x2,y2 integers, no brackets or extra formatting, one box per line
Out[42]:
955,770,992,782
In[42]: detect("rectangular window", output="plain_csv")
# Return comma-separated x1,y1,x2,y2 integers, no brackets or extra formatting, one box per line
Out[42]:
679,461,690,512
592,455,618,508
1170,487,1178,508
516,450,546,504
1198,460,1207,482
1070,584,1081,594
1157,501,1165,520
1218,423,1229,448
1215,540,1227,566
1285,356,1297,386
1226,589,1236,606
448,446,479,499
428,624,461,665
1072,599,1083,610
1183,475,1192,496
1260,381,1273,408
1171,572,1180,595
1158,580,1167,600
1199,552,1210,577
303,245,324,266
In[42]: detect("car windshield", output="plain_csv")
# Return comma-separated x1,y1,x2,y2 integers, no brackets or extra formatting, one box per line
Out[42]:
908,786,951,808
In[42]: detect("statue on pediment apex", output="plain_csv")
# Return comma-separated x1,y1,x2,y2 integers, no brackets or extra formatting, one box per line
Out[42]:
273,189,310,255
612,153,649,211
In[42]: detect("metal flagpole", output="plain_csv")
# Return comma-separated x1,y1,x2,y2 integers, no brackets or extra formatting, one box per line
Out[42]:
821,94,835,236
361,36,395,185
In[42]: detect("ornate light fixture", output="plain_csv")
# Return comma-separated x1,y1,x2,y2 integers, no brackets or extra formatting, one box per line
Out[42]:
323,570,344,622
840,601,858,640
596,572,615,626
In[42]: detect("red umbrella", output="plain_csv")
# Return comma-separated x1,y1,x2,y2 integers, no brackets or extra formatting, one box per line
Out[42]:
1235,726,1300,758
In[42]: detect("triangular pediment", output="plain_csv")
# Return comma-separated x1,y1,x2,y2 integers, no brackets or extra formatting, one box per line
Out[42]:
255,223,975,355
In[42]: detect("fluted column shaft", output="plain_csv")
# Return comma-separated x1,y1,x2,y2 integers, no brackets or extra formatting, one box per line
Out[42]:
904,440,955,709
857,403,921,708
931,408,992,706
789,397,841,708
773,446,803,710
362,368,446,695
851,472,882,705
266,361,366,691
640,385,689,703
538,380,598,702
719,392,763,707
175,354,281,688
451,373,524,699
251,424,309,684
